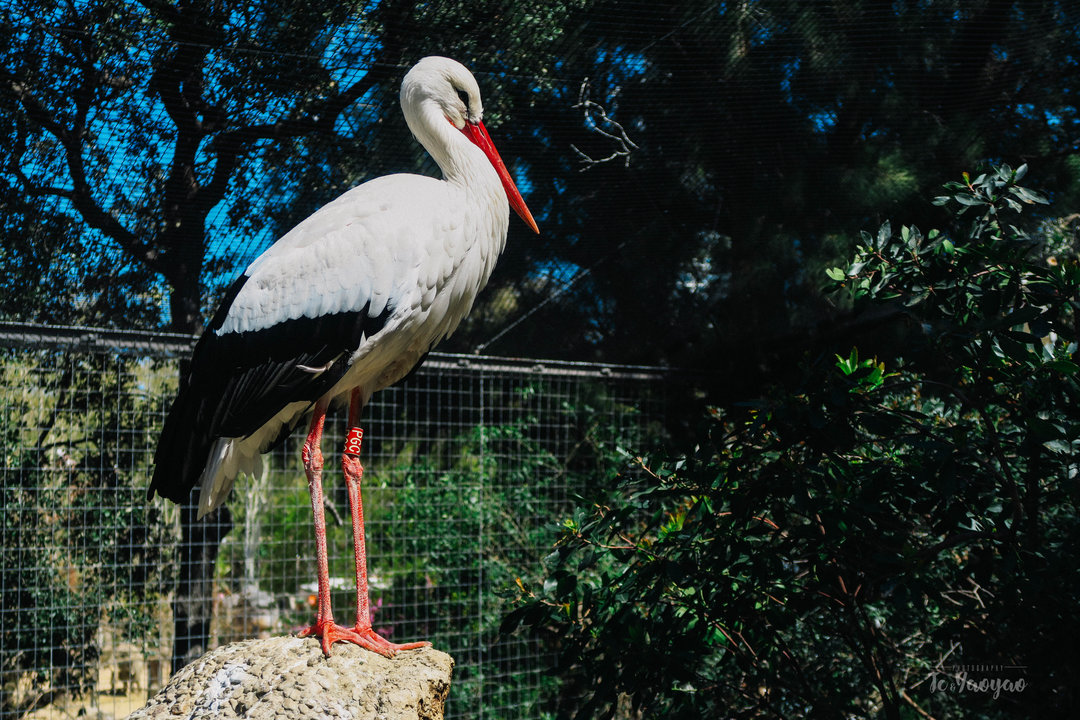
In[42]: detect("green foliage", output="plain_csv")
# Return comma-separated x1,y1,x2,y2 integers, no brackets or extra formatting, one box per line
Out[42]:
506,169,1080,718
372,386,645,718
0,352,175,718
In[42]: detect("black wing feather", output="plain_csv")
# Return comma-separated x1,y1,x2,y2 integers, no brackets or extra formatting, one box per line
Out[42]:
148,274,391,503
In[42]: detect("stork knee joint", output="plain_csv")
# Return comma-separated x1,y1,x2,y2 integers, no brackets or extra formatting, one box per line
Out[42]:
302,442,323,471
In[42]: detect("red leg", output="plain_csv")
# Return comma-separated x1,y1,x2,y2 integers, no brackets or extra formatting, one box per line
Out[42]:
296,398,374,656
342,389,430,656
345,390,370,630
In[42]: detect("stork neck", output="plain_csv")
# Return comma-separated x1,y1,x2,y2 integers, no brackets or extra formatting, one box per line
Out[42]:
411,102,502,193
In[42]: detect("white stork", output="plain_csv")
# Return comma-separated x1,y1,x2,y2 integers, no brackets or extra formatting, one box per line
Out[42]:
148,56,538,657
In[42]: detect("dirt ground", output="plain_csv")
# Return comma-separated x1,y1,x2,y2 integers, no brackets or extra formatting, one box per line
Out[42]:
25,690,148,720
22,664,159,720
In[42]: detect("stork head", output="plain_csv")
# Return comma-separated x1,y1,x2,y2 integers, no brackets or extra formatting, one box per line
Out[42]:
401,57,539,234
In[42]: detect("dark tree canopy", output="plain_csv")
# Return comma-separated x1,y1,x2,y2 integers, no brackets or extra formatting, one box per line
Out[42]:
2,0,1078,372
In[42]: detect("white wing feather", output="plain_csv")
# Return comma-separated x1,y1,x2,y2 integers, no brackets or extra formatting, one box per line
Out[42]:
218,175,461,336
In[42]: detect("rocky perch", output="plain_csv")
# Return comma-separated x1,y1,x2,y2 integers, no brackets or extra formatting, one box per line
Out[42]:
126,636,454,720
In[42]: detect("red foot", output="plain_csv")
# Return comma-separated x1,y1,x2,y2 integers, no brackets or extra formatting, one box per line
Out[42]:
351,623,431,657
299,618,430,658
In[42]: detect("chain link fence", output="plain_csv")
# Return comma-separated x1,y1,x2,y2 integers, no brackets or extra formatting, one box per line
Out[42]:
0,322,674,720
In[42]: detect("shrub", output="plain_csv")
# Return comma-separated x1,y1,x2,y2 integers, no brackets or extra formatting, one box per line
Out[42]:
506,166,1080,719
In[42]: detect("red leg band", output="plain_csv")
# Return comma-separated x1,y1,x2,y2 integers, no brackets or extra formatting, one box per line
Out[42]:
345,427,363,456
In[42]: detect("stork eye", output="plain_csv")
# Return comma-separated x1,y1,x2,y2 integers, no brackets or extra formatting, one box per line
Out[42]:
456,89,470,109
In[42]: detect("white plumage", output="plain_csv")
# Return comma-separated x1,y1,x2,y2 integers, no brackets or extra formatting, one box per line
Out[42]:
150,56,537,519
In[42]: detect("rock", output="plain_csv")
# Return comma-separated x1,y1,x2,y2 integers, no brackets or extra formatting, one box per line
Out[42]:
126,636,453,720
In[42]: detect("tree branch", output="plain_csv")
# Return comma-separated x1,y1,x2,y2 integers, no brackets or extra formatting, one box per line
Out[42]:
198,57,393,209
2,69,166,275
570,77,639,170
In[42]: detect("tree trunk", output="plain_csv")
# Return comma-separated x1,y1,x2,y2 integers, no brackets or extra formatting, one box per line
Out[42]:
168,264,227,674
172,500,233,674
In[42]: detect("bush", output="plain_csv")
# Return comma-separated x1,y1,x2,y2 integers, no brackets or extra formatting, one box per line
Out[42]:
0,352,173,718
505,166,1080,719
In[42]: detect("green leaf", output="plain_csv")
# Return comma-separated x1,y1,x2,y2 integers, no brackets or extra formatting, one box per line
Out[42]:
1028,417,1065,442
499,605,531,635
1009,185,1049,205
876,221,892,249
1045,359,1080,375
836,348,859,375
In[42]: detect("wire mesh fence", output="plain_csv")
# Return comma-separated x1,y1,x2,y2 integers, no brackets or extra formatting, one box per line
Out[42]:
0,322,673,720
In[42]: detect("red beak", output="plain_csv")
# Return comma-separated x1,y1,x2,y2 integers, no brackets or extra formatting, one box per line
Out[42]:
461,120,540,234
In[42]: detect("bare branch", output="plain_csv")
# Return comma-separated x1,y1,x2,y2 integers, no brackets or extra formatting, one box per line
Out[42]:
570,77,639,171
900,689,940,720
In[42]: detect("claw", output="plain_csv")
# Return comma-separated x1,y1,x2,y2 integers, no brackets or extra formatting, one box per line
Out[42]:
300,618,429,658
